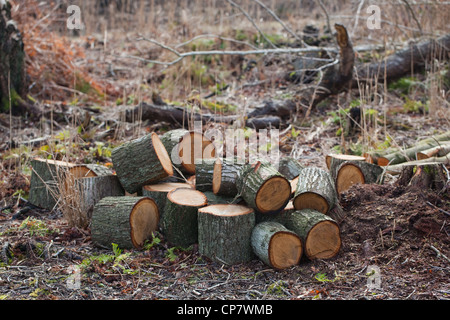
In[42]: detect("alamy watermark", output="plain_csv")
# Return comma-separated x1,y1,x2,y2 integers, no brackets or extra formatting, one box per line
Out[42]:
366,265,382,290
66,265,81,290
66,5,84,30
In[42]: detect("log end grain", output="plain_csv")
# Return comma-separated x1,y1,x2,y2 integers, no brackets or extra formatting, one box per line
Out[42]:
256,176,291,213
305,219,341,260
335,163,365,194
293,192,330,215
130,198,160,248
269,231,302,269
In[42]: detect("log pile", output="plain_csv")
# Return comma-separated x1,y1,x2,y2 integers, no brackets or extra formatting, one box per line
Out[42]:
27,129,350,268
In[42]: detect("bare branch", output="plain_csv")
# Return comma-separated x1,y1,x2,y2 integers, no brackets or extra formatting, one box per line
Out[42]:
174,33,259,50
225,0,277,48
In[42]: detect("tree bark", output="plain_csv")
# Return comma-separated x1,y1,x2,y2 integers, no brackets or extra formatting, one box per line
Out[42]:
194,158,217,191
111,132,174,194
91,196,159,250
160,188,207,247
329,158,383,194
251,221,302,269
212,159,246,197
278,157,304,180
237,161,291,215
293,167,337,215
198,204,255,265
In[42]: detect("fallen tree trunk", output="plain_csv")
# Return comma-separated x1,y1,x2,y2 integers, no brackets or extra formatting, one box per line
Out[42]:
251,221,302,269
91,196,159,250
353,34,450,86
198,204,255,265
111,132,174,194
416,143,450,160
386,156,450,175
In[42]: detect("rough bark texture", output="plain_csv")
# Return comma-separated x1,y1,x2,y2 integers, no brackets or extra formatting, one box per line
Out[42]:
195,158,217,191
160,128,189,173
91,196,159,250
396,163,448,192
251,221,302,269
278,157,304,180
198,204,255,265
293,167,337,214
213,159,246,197
280,209,341,260
111,132,173,194
160,188,207,247
75,175,125,219
0,1,27,114
203,191,243,205
325,154,366,170
238,161,291,215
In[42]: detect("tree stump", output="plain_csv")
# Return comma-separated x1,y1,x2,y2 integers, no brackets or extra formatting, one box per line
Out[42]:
142,182,193,212
329,159,383,194
91,196,159,250
160,129,216,175
198,204,255,265
111,132,173,194
238,161,291,215
282,209,341,260
195,158,217,191
293,167,337,214
251,221,302,269
161,188,207,247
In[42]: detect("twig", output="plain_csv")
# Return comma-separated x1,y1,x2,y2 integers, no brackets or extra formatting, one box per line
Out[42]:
250,0,308,47
175,34,259,50
317,0,332,36
400,0,424,36
426,201,450,217
225,0,277,48
351,0,366,37
428,244,450,263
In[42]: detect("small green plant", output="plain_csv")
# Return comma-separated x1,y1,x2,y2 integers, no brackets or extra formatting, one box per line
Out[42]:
143,233,161,250
19,217,57,237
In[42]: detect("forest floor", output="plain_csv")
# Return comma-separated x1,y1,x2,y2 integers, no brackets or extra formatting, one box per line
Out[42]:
0,1,449,301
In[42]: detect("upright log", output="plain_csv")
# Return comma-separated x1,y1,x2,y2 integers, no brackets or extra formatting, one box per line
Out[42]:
91,196,159,250
281,209,341,260
251,221,302,269
28,158,113,210
293,167,337,214
237,161,291,215
198,204,255,265
111,132,173,194
161,188,207,247
142,182,193,212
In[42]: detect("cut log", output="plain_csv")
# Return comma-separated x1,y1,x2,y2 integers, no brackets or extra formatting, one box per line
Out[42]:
238,161,291,214
278,157,304,180
325,154,366,170
91,196,159,250
161,188,207,247
385,155,450,175
194,158,217,191
28,158,113,210
111,132,173,194
416,143,450,160
364,131,450,165
290,176,299,197
198,204,255,265
293,167,337,214
212,158,246,197
202,191,243,205
329,159,384,194
281,209,341,260
69,175,124,225
142,182,193,212
160,129,216,175
251,221,302,269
